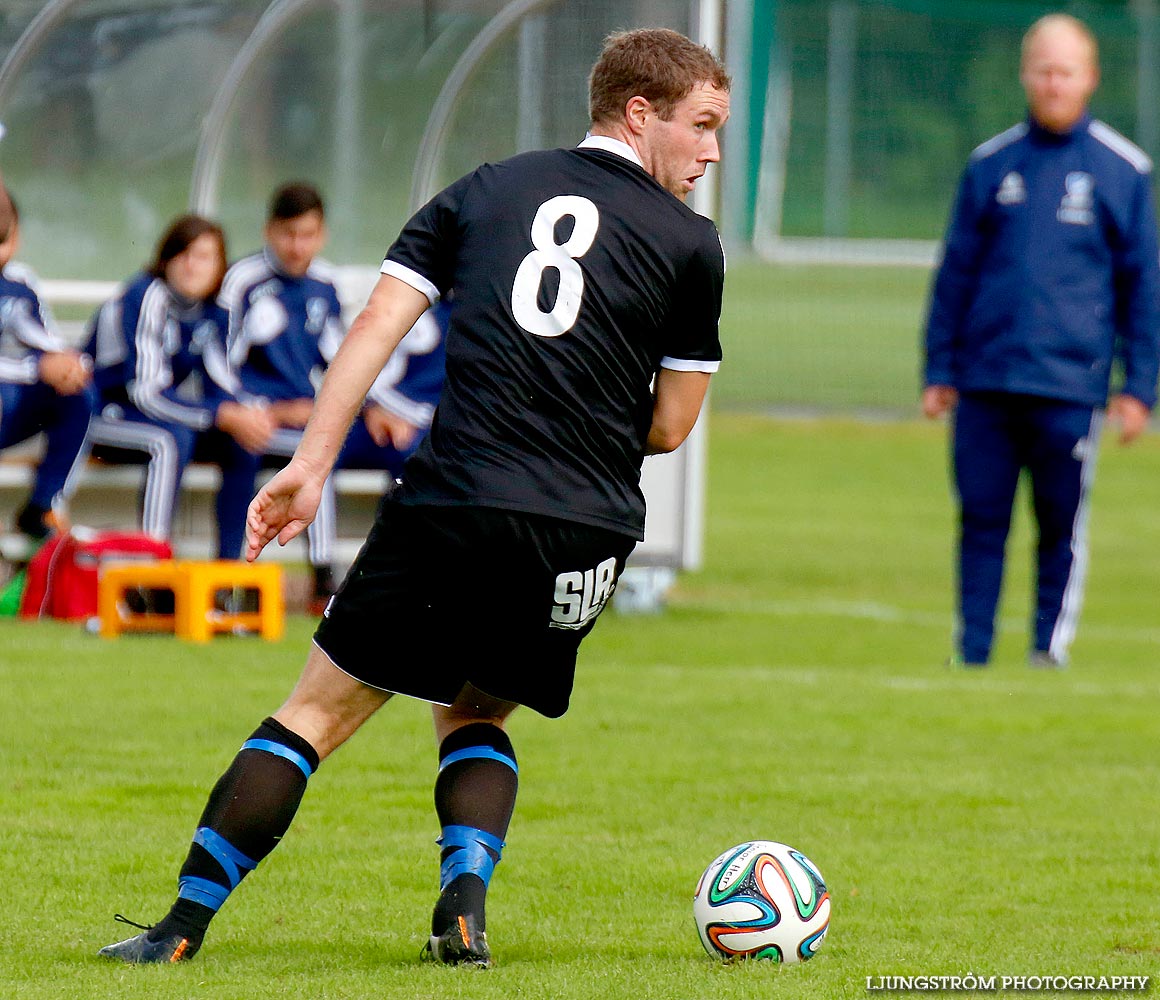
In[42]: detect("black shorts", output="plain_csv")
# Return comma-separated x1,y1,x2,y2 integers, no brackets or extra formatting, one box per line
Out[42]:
313,497,636,718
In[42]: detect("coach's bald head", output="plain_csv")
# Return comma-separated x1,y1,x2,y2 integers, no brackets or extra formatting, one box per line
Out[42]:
1020,13,1099,133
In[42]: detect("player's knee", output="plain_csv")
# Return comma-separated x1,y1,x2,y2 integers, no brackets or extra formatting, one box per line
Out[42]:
434,690,517,741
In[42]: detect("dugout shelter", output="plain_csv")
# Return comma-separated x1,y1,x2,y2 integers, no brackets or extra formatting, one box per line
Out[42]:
0,0,727,578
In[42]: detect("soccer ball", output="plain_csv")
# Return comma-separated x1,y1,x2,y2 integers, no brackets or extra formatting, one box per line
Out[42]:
693,840,830,963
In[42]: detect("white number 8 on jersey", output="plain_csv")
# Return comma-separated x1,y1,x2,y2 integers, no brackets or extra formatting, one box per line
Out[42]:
511,195,600,337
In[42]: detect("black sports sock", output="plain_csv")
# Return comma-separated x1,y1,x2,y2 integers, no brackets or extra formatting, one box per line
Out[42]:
431,723,518,936
150,717,320,943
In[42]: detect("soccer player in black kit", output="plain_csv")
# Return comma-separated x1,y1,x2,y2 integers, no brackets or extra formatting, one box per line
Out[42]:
99,28,730,968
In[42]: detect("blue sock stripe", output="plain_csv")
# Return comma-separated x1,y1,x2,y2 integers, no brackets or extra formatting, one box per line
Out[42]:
438,746,518,775
193,827,257,889
439,824,506,853
437,825,506,890
177,876,231,912
241,738,314,779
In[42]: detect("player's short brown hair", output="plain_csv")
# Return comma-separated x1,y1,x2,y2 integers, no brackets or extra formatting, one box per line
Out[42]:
588,28,731,126
148,214,228,297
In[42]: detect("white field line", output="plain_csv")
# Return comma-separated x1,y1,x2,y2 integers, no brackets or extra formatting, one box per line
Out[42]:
641,663,1160,700
674,597,1160,644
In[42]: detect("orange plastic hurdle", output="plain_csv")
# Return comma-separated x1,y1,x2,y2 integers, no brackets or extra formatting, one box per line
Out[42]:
97,560,182,638
97,560,284,642
176,560,284,643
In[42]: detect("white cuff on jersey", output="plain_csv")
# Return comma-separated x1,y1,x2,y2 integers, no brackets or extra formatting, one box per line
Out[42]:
380,260,440,306
660,356,720,373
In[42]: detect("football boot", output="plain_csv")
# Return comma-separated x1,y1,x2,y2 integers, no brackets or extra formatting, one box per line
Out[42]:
422,914,492,968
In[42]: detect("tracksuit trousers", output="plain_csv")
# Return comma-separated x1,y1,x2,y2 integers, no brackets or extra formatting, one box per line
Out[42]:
0,380,93,510
952,391,1101,665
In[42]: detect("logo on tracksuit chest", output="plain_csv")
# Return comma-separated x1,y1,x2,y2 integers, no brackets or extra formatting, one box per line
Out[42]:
1057,172,1094,225
305,297,330,335
996,172,1025,205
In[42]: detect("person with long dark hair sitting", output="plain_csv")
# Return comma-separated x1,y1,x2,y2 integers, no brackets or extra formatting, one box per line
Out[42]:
79,215,275,559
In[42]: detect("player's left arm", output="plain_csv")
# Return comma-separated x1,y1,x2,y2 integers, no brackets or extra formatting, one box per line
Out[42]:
646,222,724,455
1111,167,1160,435
646,368,711,454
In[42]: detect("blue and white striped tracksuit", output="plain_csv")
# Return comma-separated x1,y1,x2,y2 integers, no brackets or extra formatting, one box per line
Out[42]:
924,114,1160,664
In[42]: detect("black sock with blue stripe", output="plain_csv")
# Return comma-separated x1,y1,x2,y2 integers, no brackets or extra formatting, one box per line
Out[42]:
148,717,320,945
432,723,519,936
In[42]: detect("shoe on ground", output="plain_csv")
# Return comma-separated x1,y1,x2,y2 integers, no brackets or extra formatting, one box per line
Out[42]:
946,654,988,670
1028,650,1066,670
423,914,492,968
97,930,198,964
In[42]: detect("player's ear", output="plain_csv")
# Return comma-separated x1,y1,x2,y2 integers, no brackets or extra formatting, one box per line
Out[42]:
625,96,651,134
1087,64,1100,95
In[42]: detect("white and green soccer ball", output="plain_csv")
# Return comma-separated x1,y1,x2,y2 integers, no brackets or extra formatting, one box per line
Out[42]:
693,840,830,963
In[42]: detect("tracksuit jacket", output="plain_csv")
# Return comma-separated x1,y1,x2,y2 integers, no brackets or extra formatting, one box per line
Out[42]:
924,113,1160,409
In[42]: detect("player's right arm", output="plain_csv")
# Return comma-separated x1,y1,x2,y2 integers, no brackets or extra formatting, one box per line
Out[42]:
245,274,429,559
923,165,986,396
0,277,84,388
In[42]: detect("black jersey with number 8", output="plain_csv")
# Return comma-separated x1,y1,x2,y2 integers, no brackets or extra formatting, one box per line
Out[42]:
381,142,725,540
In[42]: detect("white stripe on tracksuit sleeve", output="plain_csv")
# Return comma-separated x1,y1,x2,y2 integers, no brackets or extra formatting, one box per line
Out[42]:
129,281,214,430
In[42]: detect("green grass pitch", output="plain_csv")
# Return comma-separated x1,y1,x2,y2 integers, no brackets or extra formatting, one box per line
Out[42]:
713,260,933,413
3,412,1159,999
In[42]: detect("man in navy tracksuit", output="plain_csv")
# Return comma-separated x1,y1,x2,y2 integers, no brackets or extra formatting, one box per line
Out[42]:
923,13,1160,668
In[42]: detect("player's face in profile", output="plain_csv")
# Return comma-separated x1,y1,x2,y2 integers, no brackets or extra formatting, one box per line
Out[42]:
166,232,223,301
266,210,327,278
643,82,730,202
1020,23,1098,133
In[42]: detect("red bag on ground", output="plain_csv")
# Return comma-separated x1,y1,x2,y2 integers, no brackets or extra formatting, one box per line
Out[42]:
19,530,172,621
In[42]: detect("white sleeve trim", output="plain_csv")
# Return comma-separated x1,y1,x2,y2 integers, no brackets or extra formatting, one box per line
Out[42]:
380,260,440,306
131,281,214,430
0,355,38,384
660,356,720,373
7,298,63,352
201,335,242,397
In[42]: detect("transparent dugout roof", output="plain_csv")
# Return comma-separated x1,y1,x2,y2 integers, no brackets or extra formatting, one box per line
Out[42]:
0,0,696,282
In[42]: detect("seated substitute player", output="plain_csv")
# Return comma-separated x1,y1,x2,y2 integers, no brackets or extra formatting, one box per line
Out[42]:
98,28,730,969
337,298,449,479
0,198,93,540
82,215,275,559
221,182,344,613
